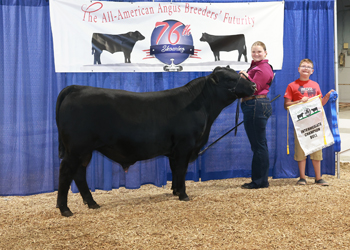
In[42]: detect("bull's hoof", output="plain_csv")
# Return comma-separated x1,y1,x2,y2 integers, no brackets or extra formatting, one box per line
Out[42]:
88,203,100,209
172,190,180,196
179,195,190,201
60,209,73,217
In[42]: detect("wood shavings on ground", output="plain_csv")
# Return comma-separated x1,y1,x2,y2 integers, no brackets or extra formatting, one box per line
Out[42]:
1,162,350,250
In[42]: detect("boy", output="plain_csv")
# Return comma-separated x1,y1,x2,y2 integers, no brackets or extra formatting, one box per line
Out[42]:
284,59,333,186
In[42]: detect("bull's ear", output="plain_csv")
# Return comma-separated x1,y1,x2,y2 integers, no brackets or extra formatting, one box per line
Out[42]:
213,66,222,72
226,65,231,69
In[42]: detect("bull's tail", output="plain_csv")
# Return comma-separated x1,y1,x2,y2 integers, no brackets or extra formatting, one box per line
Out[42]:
56,85,77,159
58,137,65,159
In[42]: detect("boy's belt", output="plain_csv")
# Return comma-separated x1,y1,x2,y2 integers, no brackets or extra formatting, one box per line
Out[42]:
242,95,267,102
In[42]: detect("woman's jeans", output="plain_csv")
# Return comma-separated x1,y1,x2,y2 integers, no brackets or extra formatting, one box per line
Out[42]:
241,98,272,188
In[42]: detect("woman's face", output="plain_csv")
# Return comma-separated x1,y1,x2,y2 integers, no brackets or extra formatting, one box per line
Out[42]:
251,45,267,62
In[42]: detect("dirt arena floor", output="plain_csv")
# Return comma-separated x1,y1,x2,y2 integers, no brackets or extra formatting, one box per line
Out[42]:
0,162,349,250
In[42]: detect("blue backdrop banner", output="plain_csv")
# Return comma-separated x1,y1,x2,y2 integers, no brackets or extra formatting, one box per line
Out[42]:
0,0,335,196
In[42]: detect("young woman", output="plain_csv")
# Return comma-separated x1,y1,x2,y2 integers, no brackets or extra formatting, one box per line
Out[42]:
239,41,274,189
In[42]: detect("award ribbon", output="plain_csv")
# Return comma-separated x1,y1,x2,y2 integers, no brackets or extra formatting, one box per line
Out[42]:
329,91,341,152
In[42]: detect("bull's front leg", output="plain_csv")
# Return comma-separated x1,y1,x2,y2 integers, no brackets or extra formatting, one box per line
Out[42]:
169,157,190,201
169,160,179,196
123,50,131,63
213,51,220,61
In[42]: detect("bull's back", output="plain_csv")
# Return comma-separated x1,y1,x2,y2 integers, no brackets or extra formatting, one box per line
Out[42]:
92,33,124,53
207,34,245,52
56,85,206,159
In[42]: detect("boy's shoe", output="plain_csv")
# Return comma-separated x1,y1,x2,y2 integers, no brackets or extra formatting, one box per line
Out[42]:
315,179,329,186
297,178,307,185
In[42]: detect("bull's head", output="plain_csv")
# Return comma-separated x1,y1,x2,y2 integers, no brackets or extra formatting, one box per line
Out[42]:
210,66,256,100
199,33,207,41
134,31,145,41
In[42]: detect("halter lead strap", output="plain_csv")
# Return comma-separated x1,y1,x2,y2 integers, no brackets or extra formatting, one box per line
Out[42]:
233,73,255,135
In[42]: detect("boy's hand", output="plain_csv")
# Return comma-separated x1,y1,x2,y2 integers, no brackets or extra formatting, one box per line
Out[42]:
300,96,309,102
321,89,335,106
326,89,335,97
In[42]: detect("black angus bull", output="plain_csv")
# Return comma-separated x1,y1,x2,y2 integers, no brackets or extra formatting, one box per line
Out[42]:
200,33,247,62
92,31,145,64
56,66,256,217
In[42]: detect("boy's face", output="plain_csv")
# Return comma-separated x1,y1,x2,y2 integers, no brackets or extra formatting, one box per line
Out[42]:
298,62,314,78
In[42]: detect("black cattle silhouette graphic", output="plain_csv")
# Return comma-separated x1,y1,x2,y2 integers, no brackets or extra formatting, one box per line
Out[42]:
200,33,247,62
92,31,145,64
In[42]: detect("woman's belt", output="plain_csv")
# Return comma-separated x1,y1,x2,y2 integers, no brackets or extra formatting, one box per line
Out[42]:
242,95,267,102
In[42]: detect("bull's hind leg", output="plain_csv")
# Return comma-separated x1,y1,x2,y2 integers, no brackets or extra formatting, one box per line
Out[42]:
238,49,248,62
242,47,248,62
73,165,100,210
238,52,242,62
57,156,80,217
93,50,102,64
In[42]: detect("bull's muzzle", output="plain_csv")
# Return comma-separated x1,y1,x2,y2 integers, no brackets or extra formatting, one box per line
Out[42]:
252,83,257,92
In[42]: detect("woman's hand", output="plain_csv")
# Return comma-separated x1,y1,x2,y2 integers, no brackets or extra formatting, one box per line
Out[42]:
239,70,249,79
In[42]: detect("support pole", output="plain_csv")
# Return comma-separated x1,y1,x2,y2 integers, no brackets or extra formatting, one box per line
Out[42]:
334,0,340,178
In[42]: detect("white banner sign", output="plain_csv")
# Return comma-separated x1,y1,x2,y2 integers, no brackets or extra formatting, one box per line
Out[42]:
50,0,284,72
288,96,334,156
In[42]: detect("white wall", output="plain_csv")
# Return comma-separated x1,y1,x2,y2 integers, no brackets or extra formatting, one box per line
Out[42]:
338,67,350,102
337,2,350,103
